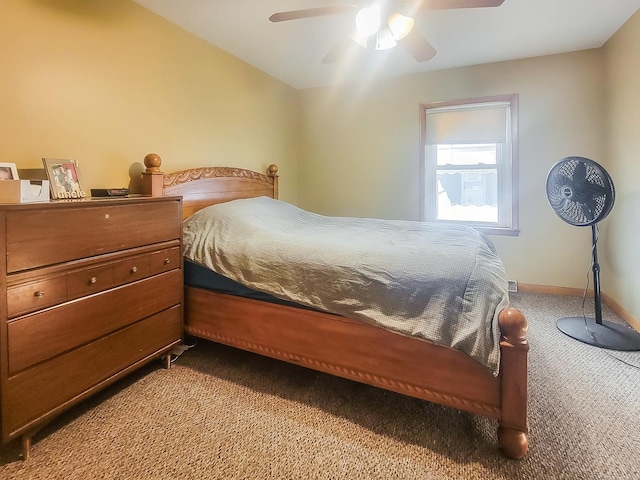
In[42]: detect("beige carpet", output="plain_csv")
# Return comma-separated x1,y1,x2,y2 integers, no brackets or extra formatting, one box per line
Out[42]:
1,292,639,479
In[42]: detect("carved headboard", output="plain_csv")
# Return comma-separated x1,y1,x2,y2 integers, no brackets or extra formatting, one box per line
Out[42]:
141,153,278,219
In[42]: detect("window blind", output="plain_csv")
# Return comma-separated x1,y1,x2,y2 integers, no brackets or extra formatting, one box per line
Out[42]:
425,102,509,144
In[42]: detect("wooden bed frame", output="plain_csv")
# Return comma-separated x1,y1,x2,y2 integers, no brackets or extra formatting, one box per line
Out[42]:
142,153,529,459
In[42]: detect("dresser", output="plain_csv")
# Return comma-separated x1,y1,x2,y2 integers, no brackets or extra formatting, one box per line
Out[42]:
0,196,183,459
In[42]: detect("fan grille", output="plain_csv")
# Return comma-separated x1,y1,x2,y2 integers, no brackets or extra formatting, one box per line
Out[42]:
546,156,615,227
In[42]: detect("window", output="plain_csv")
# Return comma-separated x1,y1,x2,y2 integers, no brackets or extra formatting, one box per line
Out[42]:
419,95,519,235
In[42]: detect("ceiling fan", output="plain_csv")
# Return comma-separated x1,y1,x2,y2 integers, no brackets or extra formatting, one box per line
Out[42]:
269,0,506,64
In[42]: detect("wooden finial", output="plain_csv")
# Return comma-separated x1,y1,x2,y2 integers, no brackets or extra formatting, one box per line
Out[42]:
144,153,162,173
498,308,528,346
142,153,164,196
266,164,279,199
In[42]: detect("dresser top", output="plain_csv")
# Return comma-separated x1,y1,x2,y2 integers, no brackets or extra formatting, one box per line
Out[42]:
0,195,181,211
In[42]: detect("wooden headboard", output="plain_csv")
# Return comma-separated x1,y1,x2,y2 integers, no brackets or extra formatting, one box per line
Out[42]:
141,153,278,219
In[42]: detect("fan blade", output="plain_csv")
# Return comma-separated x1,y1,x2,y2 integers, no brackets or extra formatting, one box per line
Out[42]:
580,201,594,223
269,6,356,22
554,173,573,189
416,0,505,10
584,183,608,198
398,30,437,62
571,160,588,186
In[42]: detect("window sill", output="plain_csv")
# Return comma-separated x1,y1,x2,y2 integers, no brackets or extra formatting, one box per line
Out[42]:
474,226,520,237
423,219,520,237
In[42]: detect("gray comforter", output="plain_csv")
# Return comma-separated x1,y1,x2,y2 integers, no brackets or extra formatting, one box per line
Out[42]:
183,197,509,375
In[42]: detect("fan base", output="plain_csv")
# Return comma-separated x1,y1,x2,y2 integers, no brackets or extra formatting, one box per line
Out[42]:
557,317,640,351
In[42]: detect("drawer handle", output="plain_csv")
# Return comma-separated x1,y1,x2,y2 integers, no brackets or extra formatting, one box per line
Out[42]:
104,213,110,219
163,258,171,265
33,291,45,299
131,266,138,274
89,276,97,285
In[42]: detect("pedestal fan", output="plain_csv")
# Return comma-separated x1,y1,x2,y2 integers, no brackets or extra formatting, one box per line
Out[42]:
546,156,640,350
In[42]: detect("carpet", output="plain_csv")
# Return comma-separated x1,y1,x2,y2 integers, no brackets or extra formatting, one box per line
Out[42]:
1,292,638,479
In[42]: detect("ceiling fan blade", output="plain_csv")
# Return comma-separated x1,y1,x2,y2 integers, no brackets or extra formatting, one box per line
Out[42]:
416,0,505,11
398,31,437,62
269,6,356,22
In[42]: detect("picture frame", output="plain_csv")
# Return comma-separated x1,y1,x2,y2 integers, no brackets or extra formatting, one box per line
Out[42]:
0,162,19,181
42,158,87,199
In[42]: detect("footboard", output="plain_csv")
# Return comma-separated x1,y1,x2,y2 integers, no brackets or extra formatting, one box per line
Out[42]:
184,286,529,458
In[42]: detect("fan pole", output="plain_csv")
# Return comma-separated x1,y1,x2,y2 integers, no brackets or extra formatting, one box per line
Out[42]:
591,224,603,325
556,224,640,350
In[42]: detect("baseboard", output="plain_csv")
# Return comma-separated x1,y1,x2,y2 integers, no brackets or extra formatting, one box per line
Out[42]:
517,283,591,297
517,283,640,333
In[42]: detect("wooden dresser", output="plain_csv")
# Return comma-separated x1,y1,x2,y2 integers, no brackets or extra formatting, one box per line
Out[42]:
0,196,183,459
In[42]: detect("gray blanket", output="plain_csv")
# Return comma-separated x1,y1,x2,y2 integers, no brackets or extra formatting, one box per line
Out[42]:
183,197,509,375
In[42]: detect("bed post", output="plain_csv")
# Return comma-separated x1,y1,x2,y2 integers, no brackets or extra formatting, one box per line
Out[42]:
497,307,529,459
142,153,165,197
267,164,279,199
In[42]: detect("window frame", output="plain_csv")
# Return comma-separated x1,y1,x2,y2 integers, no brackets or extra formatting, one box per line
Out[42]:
419,95,520,236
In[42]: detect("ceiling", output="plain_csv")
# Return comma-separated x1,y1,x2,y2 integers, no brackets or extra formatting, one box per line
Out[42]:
131,0,640,90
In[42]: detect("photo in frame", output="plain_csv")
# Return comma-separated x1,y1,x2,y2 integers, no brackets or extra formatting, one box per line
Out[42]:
42,158,87,199
0,162,19,181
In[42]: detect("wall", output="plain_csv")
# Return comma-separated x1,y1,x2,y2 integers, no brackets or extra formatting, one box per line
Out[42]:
601,11,640,320
3,0,637,316
0,0,300,202
298,50,607,290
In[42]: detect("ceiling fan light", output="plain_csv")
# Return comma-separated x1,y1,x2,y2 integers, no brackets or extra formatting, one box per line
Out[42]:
375,28,397,51
388,13,414,40
355,6,381,37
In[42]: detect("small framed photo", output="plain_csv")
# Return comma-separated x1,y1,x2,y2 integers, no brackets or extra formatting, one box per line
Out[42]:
42,158,87,199
0,162,19,180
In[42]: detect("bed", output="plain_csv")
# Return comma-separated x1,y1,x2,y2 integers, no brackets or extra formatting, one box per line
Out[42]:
141,153,529,459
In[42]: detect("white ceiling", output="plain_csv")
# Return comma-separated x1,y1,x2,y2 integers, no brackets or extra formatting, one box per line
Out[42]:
132,0,640,90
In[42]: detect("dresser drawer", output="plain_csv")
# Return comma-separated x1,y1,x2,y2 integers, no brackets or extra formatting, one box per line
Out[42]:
5,305,182,437
10,246,180,316
113,253,151,284
150,246,181,275
7,276,67,318
67,264,114,299
8,269,182,374
5,200,181,272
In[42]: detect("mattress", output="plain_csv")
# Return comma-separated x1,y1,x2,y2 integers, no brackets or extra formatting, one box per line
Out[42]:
184,258,315,310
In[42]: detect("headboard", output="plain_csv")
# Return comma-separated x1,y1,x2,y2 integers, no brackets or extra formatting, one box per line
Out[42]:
141,153,278,219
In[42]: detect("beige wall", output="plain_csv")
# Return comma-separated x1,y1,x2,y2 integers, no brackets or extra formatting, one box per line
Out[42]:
298,50,607,290
3,0,638,316
601,11,640,319
0,0,300,202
